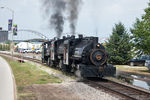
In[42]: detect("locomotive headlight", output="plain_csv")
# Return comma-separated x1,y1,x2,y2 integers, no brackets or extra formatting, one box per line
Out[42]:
97,44,100,47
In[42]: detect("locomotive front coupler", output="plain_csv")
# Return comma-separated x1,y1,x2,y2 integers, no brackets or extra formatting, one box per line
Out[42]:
98,65,105,72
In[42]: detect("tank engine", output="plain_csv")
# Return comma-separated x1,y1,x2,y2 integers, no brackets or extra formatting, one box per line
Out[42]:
42,35,116,78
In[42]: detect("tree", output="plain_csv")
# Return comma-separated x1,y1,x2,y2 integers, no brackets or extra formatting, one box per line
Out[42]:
0,44,2,50
106,22,132,65
131,2,150,55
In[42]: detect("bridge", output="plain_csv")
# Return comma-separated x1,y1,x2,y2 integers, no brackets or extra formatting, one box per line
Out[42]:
11,29,49,43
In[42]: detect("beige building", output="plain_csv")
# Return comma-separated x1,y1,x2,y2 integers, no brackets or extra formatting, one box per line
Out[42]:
0,30,8,43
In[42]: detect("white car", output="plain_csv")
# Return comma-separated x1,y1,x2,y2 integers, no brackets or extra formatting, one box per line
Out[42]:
35,49,41,54
22,49,32,53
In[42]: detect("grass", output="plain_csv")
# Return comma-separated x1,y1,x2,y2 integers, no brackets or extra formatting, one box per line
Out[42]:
0,55,62,100
18,93,35,100
116,65,150,76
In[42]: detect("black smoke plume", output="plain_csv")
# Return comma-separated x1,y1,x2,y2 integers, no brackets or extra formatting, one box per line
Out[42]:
67,0,82,35
42,0,66,38
41,0,82,37
50,12,64,38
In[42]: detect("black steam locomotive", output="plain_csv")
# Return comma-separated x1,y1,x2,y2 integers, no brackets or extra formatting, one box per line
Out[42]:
41,35,116,78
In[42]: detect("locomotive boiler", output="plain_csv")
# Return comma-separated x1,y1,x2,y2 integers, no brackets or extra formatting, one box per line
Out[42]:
42,35,116,78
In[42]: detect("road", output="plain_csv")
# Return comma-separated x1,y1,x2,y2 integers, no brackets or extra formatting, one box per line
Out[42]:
0,56,15,100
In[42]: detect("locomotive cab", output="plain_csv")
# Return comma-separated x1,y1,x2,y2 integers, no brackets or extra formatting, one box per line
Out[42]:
41,41,51,63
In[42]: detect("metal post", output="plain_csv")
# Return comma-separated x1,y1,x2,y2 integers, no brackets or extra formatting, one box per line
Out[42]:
0,7,14,58
11,10,14,59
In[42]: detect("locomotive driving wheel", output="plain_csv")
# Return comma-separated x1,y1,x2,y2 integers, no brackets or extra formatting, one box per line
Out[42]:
47,58,50,66
59,60,63,69
90,49,107,66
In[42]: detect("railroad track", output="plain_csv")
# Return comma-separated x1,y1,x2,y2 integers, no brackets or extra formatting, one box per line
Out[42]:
1,52,150,100
83,79,150,100
0,52,42,64
117,74,150,83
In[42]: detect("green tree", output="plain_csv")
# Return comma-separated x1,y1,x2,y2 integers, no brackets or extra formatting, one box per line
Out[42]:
3,45,5,51
131,2,150,55
5,40,11,45
0,44,2,50
8,44,10,50
2,45,4,51
106,22,132,65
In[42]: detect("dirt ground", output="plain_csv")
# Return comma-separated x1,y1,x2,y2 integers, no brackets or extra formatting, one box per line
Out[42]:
22,84,81,100
20,82,119,100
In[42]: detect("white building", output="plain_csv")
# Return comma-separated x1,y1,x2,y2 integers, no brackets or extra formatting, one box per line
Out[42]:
16,42,33,49
16,42,42,50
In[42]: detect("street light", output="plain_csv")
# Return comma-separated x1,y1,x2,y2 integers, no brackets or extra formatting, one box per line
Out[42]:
0,7,14,22
0,6,15,58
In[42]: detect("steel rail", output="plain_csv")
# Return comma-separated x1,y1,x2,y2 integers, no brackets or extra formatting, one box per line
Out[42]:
84,79,150,100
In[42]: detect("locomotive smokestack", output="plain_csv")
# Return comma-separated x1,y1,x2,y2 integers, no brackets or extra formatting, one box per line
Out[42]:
78,34,83,38
71,35,75,39
63,36,66,39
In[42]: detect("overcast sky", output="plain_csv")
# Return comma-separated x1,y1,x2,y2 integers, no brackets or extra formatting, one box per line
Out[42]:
0,0,149,40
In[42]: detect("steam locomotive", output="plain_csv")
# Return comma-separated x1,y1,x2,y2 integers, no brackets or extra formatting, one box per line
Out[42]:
41,35,116,78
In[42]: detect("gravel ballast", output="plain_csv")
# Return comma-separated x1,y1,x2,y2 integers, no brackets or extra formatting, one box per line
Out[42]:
25,81,119,100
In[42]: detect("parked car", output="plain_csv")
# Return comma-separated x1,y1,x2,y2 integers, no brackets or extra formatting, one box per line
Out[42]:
35,49,41,54
129,55,150,66
31,49,36,53
32,49,41,54
32,49,38,53
22,49,33,53
145,60,150,70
